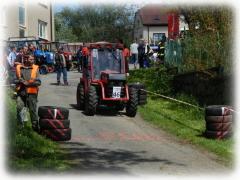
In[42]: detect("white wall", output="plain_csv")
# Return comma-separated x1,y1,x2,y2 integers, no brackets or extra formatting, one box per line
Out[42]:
5,4,19,39
4,0,54,41
27,1,53,40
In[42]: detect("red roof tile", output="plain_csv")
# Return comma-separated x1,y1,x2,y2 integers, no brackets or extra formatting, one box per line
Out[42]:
138,5,169,25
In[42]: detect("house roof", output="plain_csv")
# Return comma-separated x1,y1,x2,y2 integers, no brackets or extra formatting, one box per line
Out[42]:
138,5,169,26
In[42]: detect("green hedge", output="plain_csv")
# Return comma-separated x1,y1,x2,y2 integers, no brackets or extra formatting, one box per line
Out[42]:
128,66,173,95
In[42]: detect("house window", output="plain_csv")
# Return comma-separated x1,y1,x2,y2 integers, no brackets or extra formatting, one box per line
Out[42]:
38,20,47,39
19,1,25,26
153,33,166,45
19,28,25,37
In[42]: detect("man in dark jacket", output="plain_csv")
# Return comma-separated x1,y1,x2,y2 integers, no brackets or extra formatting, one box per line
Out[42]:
76,46,83,72
55,48,68,85
138,40,145,68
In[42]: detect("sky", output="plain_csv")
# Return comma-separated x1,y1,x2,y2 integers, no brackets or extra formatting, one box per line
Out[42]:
52,0,151,14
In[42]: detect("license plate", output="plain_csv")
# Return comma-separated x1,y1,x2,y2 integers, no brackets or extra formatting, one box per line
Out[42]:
112,86,121,98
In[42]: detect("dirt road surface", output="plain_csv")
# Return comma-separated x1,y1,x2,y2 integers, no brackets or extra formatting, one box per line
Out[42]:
38,71,231,176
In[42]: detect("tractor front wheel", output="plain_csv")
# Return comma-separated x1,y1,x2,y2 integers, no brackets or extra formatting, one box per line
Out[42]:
126,87,138,117
84,86,98,116
76,83,85,110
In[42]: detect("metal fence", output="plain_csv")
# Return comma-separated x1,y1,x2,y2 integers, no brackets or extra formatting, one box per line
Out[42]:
164,36,232,75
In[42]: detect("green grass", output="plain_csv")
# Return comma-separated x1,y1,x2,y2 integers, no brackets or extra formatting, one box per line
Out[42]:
6,92,70,172
139,97,234,166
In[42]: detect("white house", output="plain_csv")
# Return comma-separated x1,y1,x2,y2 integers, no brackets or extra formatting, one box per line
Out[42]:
133,5,189,44
1,0,55,42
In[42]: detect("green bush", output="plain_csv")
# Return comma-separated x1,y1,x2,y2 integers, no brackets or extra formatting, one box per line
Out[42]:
128,65,173,95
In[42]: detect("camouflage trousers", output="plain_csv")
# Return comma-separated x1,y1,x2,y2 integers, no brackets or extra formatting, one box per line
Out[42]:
17,94,38,130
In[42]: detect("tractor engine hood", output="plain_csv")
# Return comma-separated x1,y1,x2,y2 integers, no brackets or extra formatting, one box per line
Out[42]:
101,72,126,82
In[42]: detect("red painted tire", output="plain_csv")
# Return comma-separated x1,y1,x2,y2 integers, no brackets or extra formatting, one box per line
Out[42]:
39,119,70,129
205,115,232,123
205,130,232,139
38,106,69,120
41,128,71,141
206,122,232,131
205,105,233,116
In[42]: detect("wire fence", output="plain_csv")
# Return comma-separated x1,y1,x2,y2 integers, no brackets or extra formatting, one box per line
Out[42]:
164,36,232,75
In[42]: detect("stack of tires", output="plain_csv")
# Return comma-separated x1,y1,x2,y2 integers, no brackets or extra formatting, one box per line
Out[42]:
128,83,147,105
38,106,71,141
205,105,233,139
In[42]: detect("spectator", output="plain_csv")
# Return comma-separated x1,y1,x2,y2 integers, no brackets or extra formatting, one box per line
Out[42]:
130,40,138,69
76,45,83,72
7,46,17,84
138,39,145,68
143,40,153,68
28,43,36,56
15,46,29,66
157,40,165,63
7,46,17,68
82,43,89,76
123,44,130,73
55,48,68,86
15,54,41,131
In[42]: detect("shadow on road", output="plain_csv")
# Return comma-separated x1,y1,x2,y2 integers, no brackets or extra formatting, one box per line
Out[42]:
69,104,79,110
50,82,59,86
59,141,186,174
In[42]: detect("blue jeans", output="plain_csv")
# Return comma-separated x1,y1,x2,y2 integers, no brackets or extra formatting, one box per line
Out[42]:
57,67,67,83
131,54,138,64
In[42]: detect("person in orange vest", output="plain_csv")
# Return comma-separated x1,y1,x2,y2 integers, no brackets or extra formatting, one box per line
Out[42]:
123,44,130,73
81,43,89,76
15,54,41,131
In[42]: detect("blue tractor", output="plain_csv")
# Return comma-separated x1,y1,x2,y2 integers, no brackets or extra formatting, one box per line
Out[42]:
7,36,55,74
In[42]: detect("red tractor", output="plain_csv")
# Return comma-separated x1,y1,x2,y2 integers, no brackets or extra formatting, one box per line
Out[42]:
76,42,146,117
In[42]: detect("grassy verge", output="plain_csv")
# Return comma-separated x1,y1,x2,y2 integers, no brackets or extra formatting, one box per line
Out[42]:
6,92,70,172
139,97,233,166
128,67,233,165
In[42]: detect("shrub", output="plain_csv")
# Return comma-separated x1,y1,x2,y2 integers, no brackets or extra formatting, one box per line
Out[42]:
128,65,173,95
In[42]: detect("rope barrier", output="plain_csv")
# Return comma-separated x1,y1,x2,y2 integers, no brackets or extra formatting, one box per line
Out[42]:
141,89,203,111
141,89,239,113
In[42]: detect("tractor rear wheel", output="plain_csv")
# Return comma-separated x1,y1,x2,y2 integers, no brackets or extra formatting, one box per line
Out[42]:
126,87,138,117
84,85,98,116
76,83,84,110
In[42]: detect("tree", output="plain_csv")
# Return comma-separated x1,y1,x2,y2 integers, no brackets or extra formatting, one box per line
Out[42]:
179,6,233,74
55,11,78,42
54,4,136,46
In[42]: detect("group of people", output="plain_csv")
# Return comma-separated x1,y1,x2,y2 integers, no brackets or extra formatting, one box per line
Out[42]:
127,38,166,69
3,39,165,131
5,44,41,131
5,43,70,131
